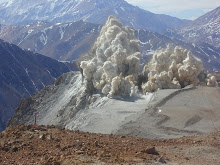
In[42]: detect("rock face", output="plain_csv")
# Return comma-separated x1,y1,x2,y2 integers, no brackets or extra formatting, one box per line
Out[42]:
170,6,220,50
0,39,72,132
8,72,85,128
0,0,189,33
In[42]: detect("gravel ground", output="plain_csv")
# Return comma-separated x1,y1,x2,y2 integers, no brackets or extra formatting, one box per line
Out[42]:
117,86,220,139
0,125,220,165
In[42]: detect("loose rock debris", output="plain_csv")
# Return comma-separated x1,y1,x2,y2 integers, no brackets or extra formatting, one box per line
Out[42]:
0,125,220,164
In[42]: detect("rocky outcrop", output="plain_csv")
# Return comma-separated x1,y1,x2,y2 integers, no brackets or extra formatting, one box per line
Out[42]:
8,72,86,128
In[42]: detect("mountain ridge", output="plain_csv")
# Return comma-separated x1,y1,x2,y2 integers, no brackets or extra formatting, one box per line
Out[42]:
0,0,190,33
169,6,220,49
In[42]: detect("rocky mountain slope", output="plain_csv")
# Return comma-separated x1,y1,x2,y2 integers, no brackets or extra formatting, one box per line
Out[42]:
0,0,190,33
170,6,220,50
1,125,220,165
1,21,220,72
0,39,72,132
8,71,220,139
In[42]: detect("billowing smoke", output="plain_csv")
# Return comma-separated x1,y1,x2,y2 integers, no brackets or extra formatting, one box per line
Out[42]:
207,74,217,87
80,17,217,97
80,16,141,97
141,45,214,93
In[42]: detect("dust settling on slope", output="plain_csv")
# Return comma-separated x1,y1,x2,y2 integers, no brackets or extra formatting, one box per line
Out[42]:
79,16,217,98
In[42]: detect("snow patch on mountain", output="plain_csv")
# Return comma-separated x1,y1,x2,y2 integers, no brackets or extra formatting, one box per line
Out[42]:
0,0,189,33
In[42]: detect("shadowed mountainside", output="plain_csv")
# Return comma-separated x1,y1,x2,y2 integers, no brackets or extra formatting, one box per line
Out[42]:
0,39,73,132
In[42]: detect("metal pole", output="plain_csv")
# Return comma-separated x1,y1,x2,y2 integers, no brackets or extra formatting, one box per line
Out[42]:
34,112,37,128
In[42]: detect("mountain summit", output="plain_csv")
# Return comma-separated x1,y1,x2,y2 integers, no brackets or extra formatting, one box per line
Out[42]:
0,0,189,32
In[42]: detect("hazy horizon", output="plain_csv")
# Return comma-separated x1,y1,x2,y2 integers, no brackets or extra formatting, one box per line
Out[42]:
125,0,220,20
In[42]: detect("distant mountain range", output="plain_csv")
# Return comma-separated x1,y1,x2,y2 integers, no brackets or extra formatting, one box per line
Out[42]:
0,0,190,33
0,39,74,132
1,20,220,72
167,6,220,50
0,21,101,61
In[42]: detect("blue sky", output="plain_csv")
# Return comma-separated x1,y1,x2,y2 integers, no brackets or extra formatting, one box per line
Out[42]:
125,0,220,20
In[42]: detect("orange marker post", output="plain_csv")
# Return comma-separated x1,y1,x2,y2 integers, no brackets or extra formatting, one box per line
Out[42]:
34,112,37,128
